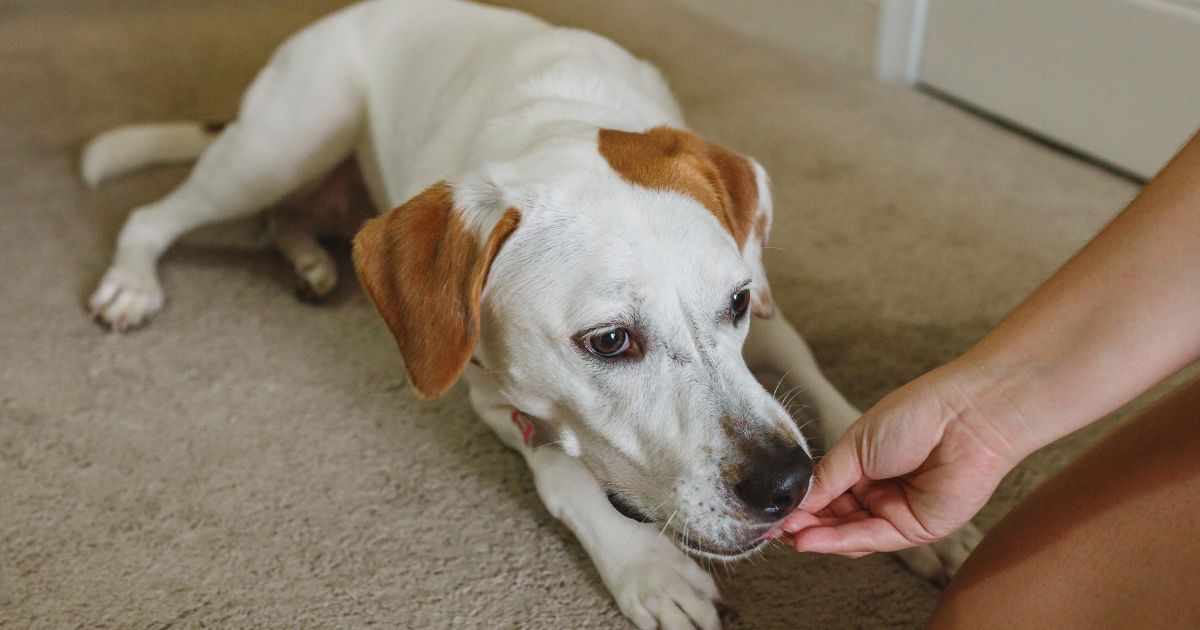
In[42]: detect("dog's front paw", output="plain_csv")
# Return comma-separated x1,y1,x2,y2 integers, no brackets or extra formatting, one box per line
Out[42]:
88,264,163,331
893,522,984,586
601,534,722,630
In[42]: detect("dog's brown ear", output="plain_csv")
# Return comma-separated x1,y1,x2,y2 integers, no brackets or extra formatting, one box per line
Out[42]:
599,127,774,317
682,132,775,318
353,182,520,398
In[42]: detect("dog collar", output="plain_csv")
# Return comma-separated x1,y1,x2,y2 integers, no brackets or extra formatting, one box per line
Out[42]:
472,356,555,449
511,410,536,445
511,409,559,449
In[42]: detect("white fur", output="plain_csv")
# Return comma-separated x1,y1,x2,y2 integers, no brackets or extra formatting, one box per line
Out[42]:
81,122,217,188
85,1,979,625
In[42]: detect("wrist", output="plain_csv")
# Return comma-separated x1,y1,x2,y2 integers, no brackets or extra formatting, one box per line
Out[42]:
932,354,1053,466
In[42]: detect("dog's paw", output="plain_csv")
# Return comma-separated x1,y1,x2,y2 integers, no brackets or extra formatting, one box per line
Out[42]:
893,522,984,586
88,264,163,331
603,535,722,630
291,250,338,304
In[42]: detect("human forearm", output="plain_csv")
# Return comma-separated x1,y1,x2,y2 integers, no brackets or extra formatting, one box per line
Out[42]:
950,131,1200,459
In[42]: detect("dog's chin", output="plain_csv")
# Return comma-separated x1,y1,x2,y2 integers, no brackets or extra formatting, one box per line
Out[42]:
673,534,768,562
604,490,771,560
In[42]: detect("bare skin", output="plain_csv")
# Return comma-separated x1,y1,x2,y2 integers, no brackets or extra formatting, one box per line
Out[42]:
929,372,1200,628
777,130,1200,623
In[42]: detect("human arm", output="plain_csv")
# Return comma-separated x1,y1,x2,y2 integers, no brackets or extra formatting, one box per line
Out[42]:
782,130,1200,555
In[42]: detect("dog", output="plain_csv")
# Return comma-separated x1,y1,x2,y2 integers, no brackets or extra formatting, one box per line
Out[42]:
82,1,981,627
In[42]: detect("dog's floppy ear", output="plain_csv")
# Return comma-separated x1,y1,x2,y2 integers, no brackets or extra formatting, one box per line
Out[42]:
598,127,775,317
740,158,774,318
691,138,775,318
352,182,520,398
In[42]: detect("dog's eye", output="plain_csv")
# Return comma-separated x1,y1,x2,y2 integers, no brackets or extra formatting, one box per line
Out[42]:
731,289,750,319
587,327,631,357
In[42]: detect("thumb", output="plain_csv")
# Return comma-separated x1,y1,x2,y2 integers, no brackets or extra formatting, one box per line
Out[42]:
799,423,866,514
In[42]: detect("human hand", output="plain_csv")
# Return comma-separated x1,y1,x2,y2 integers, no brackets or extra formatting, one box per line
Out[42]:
780,363,1024,556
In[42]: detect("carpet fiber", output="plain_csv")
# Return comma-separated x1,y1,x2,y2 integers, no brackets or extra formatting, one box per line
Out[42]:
1,0,1148,627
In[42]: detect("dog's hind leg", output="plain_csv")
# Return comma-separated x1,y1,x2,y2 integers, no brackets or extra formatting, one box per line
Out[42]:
88,14,365,330
269,156,375,303
270,213,339,303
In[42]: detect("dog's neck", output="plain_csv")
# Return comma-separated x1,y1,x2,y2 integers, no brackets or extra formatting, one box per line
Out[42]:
467,356,560,451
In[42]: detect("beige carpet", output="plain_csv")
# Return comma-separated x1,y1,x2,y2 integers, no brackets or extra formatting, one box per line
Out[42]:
1,0,1148,627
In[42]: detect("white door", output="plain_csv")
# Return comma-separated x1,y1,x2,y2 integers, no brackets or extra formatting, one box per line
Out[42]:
918,0,1200,179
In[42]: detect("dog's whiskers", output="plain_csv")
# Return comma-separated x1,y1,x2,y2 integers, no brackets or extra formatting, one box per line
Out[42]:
657,509,678,545
778,386,808,411
771,370,791,399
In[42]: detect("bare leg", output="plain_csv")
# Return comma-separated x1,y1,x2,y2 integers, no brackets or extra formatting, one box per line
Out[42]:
929,373,1200,629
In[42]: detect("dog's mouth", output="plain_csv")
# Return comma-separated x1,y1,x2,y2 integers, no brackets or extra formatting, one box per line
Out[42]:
675,534,768,561
605,489,654,523
605,489,770,560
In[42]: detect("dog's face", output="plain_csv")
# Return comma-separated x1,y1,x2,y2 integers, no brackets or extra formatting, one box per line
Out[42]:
355,127,812,560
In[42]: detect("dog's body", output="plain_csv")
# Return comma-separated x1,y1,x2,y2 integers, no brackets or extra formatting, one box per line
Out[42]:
84,1,979,627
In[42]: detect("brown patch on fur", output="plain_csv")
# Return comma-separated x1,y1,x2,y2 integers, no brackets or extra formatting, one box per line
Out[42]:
752,288,773,318
599,127,775,317
752,210,769,253
718,415,752,485
749,211,773,317
352,182,520,398
598,126,758,248
718,414,806,486
768,418,796,446
718,415,748,482
719,414,751,439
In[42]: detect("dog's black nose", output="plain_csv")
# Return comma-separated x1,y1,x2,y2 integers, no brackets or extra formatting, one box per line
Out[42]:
733,441,813,522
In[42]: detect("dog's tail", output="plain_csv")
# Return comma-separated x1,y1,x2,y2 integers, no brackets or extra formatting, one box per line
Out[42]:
81,121,271,250
80,121,224,188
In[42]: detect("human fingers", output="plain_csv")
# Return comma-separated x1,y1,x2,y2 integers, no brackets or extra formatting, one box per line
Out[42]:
789,516,918,554
798,423,867,513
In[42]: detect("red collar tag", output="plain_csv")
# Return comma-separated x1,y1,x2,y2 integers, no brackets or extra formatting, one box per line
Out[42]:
471,357,555,450
511,410,535,445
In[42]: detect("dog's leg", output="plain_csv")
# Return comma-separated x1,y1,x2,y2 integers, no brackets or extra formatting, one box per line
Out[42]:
268,156,374,303
743,310,983,585
270,209,338,303
743,310,859,447
89,25,363,330
466,380,721,630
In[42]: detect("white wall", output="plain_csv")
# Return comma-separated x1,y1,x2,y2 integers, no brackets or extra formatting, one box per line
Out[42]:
920,0,1200,178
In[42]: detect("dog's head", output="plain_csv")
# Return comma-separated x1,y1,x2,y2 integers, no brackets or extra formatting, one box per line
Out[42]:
354,126,811,560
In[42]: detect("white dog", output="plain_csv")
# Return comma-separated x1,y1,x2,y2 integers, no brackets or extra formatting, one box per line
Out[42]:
83,1,980,627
